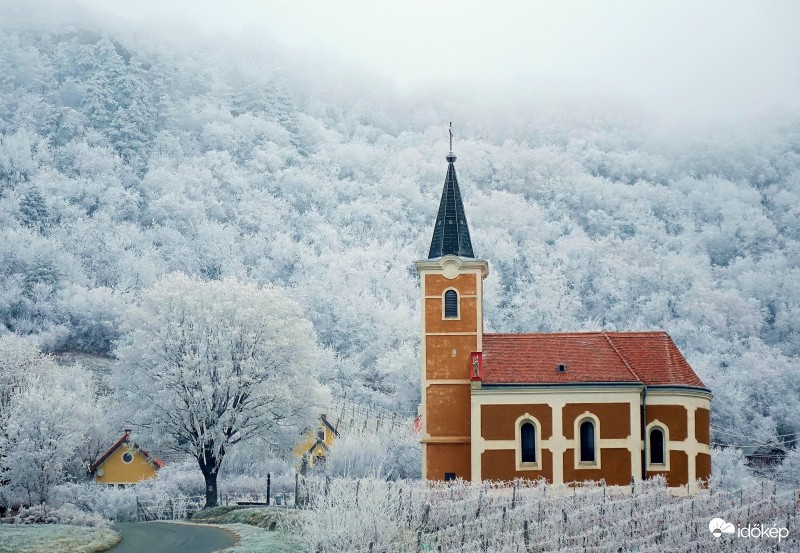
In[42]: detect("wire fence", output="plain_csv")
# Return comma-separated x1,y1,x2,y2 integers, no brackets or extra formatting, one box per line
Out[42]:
327,396,409,436
135,494,205,521
134,489,298,521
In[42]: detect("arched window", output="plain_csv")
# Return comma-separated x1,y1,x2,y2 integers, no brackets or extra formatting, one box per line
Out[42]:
516,415,542,470
579,420,595,462
650,427,665,465
521,422,536,463
444,290,458,318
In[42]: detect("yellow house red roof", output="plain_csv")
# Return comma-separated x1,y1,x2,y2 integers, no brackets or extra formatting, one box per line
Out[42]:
90,432,165,474
482,331,705,388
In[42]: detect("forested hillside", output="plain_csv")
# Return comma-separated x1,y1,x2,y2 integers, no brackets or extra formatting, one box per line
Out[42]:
1,10,798,448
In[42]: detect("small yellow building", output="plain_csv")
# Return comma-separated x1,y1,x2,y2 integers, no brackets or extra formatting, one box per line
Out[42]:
90,431,164,486
294,414,338,470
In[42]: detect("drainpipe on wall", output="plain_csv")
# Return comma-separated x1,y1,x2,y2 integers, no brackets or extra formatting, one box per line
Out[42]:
642,385,648,481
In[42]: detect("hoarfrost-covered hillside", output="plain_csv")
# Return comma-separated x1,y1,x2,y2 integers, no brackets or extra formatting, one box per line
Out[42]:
0,5,798,449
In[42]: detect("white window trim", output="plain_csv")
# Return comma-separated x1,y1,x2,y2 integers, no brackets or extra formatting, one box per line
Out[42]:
646,420,670,471
121,450,134,464
515,414,542,471
441,288,461,320
573,412,601,469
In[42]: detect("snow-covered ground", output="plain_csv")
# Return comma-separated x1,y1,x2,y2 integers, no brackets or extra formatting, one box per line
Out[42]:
0,524,120,553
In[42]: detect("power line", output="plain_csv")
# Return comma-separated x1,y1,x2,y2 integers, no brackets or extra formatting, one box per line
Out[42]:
711,424,797,440
711,435,799,449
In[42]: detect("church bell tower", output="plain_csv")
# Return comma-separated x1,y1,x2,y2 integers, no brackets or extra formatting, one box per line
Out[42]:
415,126,488,481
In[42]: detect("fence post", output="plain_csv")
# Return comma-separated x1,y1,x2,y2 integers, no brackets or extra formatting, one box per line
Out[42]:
512,479,518,509
396,486,403,521
267,473,271,506
524,520,530,552
294,473,299,509
460,514,466,549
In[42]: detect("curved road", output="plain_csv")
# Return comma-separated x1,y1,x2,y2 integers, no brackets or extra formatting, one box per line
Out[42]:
108,522,236,553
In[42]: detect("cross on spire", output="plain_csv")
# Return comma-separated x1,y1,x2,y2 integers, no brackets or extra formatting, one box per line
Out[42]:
449,121,453,153
427,123,474,259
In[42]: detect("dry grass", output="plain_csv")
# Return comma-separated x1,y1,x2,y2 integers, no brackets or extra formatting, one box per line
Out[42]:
190,505,300,531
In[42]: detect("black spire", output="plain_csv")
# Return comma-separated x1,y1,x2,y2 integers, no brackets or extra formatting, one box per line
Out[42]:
427,124,475,259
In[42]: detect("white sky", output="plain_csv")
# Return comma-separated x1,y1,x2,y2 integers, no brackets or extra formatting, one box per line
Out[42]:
61,1,800,124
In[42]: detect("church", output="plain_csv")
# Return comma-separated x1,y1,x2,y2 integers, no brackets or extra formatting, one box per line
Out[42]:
416,140,711,492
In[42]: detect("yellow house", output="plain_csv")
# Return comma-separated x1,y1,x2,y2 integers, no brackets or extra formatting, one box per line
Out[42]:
294,414,338,471
90,431,164,486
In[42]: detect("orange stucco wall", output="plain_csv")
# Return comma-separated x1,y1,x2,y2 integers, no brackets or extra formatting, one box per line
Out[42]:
427,443,471,481
562,403,631,439
426,335,477,380
696,452,711,482
648,450,689,486
562,448,631,486
481,448,554,482
472,397,703,487
647,405,688,441
425,274,477,296
427,384,471,437
481,404,553,440
425,297,479,333
422,269,482,483
695,408,710,445
94,448,158,485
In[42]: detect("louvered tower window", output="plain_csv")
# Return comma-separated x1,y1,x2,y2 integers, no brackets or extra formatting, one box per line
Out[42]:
521,422,536,463
444,290,458,318
580,420,596,462
650,427,665,464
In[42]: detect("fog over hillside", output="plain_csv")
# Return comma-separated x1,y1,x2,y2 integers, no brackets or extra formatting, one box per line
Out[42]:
1,2,799,452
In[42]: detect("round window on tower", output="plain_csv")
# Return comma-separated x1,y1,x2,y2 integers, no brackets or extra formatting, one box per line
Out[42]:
122,452,134,464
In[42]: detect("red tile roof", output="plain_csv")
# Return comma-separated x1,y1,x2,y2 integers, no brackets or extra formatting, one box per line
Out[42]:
90,432,165,473
482,331,705,388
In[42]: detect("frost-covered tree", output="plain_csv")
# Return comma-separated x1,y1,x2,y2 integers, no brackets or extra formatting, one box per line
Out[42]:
114,273,323,507
0,334,104,507
776,447,800,488
710,447,756,490
0,366,98,506
19,186,49,231
0,334,56,442
0,334,51,498
322,428,421,480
